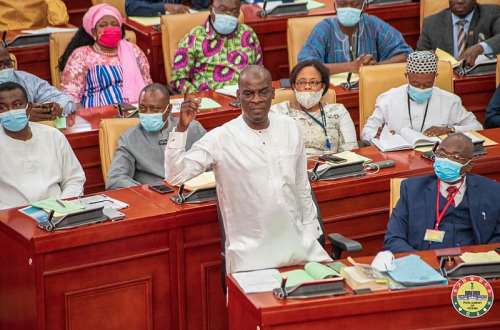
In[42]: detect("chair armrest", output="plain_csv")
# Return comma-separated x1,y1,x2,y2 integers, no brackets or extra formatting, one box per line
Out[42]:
328,233,362,259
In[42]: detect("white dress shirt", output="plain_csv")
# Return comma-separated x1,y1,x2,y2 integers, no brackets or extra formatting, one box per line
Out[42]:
0,123,85,210
362,85,483,141
164,112,332,273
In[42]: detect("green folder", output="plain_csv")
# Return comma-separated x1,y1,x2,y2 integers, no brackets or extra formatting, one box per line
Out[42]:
280,262,340,288
31,198,84,215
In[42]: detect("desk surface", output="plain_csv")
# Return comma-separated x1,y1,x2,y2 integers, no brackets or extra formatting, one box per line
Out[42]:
227,244,500,330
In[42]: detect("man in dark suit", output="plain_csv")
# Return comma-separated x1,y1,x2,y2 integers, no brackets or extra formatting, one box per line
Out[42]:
384,133,500,252
417,0,500,66
485,85,500,128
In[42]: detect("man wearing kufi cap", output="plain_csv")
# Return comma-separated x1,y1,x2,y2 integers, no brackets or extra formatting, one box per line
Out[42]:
362,51,482,142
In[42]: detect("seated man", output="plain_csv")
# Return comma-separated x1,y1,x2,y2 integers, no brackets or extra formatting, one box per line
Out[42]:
165,65,331,273
298,0,412,74
418,0,500,66
485,85,500,128
171,0,263,93
362,51,482,142
384,133,500,252
106,83,206,190
0,45,75,121
0,82,85,210
125,0,208,16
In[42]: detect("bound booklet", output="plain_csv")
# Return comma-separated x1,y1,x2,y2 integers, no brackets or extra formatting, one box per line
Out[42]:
388,255,448,287
436,48,497,75
340,263,389,292
183,171,216,191
372,126,440,152
280,262,340,288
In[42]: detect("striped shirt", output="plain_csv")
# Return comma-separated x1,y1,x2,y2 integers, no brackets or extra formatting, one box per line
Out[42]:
298,14,412,65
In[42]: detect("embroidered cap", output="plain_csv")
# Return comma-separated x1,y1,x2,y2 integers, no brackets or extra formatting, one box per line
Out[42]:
406,51,438,74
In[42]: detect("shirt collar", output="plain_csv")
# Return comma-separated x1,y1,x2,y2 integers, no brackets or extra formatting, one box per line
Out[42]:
451,9,475,25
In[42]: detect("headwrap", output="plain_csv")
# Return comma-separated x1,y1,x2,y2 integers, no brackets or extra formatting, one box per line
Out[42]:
406,51,438,74
82,4,146,103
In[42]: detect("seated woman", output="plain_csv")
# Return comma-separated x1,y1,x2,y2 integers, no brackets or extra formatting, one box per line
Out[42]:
59,4,152,108
272,60,358,155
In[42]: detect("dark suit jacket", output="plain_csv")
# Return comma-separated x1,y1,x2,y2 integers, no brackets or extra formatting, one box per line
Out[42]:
485,85,500,128
125,0,209,16
417,4,500,55
384,174,500,253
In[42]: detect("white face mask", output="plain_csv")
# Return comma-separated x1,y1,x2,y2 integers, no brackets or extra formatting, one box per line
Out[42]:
295,91,323,109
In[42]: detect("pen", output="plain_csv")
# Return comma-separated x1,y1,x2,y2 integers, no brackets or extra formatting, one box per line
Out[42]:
56,199,65,208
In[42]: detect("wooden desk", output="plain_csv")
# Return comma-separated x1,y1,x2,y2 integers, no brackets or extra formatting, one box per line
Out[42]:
2,129,500,330
227,244,500,330
132,128,500,330
124,1,420,82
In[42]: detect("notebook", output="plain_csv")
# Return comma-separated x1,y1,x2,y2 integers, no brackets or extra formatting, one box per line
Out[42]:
279,262,340,288
372,126,440,152
388,255,448,287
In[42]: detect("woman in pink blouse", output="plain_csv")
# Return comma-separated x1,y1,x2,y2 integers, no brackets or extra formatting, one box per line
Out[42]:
59,4,152,108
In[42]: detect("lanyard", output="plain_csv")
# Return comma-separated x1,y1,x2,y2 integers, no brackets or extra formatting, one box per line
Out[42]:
434,179,464,230
301,103,331,149
407,95,430,132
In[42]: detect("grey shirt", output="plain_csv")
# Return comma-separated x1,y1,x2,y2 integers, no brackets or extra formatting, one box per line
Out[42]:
1,70,76,115
106,115,206,190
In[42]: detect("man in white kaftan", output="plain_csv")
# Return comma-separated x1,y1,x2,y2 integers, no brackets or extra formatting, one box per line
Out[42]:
164,66,331,273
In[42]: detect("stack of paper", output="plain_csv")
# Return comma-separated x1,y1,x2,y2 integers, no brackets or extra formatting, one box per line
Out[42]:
460,251,500,264
280,262,340,288
232,269,281,293
21,27,78,35
372,126,439,152
170,98,222,113
215,84,238,98
31,198,84,215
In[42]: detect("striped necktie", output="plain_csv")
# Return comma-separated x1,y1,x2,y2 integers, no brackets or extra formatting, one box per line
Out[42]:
456,19,466,58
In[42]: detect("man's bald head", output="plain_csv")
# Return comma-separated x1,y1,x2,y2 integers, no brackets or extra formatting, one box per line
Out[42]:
237,65,274,130
439,133,474,161
238,65,272,87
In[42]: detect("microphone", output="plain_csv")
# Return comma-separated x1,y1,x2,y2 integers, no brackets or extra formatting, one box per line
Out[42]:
365,160,396,171
259,0,268,17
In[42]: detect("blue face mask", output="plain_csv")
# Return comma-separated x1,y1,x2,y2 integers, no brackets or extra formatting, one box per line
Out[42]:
408,85,433,104
433,157,468,183
336,7,362,27
139,112,166,132
0,107,29,132
0,68,15,83
212,12,238,35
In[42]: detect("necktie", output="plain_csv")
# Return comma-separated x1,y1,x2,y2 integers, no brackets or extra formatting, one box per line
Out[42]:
456,19,466,58
447,186,459,207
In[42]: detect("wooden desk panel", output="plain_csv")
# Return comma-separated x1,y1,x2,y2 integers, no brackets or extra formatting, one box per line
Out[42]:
0,187,179,330
227,244,500,330
8,43,51,83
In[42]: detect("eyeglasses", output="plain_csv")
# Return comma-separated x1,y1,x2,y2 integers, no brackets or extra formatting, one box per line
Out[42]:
0,59,13,70
433,149,470,164
212,5,240,17
294,80,323,88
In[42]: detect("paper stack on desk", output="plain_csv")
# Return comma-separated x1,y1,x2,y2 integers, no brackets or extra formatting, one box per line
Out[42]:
170,98,222,113
280,262,340,288
232,269,281,293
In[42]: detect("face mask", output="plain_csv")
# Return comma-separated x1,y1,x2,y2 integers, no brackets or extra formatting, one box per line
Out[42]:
139,112,166,132
408,85,433,104
336,7,362,27
0,106,29,132
295,91,323,109
433,157,468,183
98,26,122,48
0,68,15,82
212,12,238,35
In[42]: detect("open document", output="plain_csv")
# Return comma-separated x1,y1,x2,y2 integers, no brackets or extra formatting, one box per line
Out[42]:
372,126,440,152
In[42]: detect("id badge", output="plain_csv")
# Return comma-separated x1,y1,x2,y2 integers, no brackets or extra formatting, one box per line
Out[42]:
424,229,445,243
